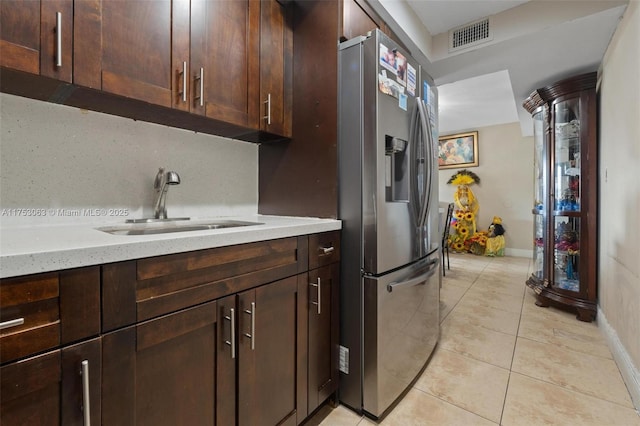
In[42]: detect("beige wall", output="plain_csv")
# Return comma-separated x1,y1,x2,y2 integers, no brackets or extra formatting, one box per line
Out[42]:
438,122,534,256
598,0,640,406
0,93,258,226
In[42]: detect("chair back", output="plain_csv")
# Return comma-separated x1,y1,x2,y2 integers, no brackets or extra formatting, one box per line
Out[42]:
442,203,455,247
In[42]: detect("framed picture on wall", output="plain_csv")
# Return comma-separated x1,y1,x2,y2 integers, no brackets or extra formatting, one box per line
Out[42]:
438,131,479,169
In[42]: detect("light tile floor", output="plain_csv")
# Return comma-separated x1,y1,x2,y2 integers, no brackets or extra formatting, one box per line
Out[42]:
305,253,640,425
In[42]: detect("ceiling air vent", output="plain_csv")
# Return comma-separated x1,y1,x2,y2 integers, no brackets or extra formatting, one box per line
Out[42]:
449,18,492,52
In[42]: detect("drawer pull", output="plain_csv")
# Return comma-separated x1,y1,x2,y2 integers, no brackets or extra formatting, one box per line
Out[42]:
81,360,91,426
319,246,335,256
178,61,187,102
310,278,321,315
194,67,204,107
56,12,62,67
224,308,236,359
243,302,256,351
0,318,25,331
263,93,271,125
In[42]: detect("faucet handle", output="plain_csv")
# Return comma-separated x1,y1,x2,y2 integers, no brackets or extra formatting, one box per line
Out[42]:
154,167,166,191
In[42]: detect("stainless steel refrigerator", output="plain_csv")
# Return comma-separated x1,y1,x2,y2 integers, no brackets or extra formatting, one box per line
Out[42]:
338,29,440,419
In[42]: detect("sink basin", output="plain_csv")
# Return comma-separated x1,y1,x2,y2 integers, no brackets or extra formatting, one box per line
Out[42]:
97,220,263,236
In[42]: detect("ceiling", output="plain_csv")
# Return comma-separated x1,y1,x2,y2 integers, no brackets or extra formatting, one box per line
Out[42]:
369,0,628,136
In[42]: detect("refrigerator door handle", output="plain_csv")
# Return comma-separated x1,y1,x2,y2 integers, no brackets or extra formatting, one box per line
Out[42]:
409,101,421,222
386,259,438,292
423,101,436,220
417,100,432,229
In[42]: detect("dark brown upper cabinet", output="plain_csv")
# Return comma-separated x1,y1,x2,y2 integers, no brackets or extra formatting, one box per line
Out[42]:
188,0,260,127
342,0,378,41
1,0,292,142
341,0,408,52
0,0,73,82
74,0,174,106
175,0,291,136
259,0,293,138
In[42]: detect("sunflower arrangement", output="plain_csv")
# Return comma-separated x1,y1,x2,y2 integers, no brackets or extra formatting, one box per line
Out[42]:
447,170,481,253
467,231,489,255
452,241,465,252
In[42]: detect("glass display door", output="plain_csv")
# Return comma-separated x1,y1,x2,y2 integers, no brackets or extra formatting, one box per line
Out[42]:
532,110,545,282
551,97,581,293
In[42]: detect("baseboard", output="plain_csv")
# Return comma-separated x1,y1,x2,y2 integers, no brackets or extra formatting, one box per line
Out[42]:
598,307,640,411
505,248,532,258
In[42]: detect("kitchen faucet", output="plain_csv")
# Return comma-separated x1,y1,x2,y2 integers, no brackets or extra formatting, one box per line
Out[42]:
153,168,181,219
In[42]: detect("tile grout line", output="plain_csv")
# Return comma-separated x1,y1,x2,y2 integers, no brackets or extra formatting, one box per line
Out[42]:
499,265,530,425
411,386,501,425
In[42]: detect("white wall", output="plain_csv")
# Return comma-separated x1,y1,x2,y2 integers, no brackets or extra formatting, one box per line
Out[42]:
598,0,640,408
0,93,258,226
438,122,533,256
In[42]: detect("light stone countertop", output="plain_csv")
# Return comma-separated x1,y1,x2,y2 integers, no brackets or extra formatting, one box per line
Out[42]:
0,215,342,279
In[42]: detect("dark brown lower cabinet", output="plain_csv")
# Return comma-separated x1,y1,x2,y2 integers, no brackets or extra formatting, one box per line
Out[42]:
102,301,219,426
230,275,306,426
102,275,307,426
1,233,338,425
308,263,340,414
0,338,101,426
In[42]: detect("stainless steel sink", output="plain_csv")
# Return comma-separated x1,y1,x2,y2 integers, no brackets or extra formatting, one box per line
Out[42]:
97,220,263,236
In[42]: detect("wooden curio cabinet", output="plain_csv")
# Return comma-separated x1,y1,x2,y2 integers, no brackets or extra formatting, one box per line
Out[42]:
523,72,598,322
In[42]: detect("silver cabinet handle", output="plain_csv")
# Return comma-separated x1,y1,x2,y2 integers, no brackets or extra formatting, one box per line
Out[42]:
56,12,62,67
263,93,271,125
179,61,187,102
194,67,204,107
0,318,24,330
81,360,91,426
243,302,255,350
224,308,235,359
319,246,335,256
310,277,321,315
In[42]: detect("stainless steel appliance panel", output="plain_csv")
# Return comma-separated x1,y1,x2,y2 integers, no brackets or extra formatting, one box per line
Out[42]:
337,37,365,409
360,32,426,275
362,254,440,417
338,29,440,417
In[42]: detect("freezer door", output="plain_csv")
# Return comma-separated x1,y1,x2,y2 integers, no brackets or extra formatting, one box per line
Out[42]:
362,255,440,418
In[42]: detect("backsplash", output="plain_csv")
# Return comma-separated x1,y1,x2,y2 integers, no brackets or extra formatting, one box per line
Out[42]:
0,93,258,226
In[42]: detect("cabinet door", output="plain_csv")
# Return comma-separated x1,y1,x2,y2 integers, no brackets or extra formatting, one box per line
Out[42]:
74,0,173,106
191,0,260,127
216,295,237,426
342,0,379,40
1,350,61,426
341,0,409,52
61,338,102,426
308,263,340,413
238,276,299,426
102,301,219,426
0,338,100,426
550,96,584,295
260,0,292,137
0,0,72,81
